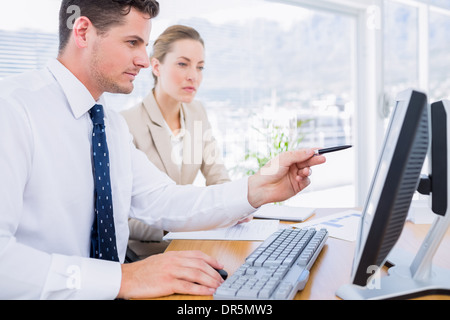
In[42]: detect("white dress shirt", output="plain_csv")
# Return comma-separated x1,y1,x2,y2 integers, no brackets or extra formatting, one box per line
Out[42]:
0,59,255,300
163,107,186,169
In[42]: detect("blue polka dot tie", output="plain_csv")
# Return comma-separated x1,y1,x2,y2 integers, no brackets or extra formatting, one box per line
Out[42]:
89,104,118,262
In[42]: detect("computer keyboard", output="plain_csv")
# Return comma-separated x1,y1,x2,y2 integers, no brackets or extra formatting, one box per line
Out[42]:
214,227,328,300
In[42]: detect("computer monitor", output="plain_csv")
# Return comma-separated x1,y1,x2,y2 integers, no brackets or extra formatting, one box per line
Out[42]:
337,90,450,300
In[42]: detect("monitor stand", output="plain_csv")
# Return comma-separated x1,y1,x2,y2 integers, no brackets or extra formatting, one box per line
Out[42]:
336,208,450,300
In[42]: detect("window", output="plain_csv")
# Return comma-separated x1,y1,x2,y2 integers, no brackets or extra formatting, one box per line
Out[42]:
384,1,419,112
0,30,58,79
383,0,450,106
0,0,59,79
429,0,450,10
429,9,450,101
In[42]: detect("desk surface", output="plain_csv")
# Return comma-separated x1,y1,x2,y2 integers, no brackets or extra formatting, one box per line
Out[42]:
152,209,450,300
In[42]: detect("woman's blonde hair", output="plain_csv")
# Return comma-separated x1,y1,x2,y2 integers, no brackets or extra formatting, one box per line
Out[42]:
151,25,204,85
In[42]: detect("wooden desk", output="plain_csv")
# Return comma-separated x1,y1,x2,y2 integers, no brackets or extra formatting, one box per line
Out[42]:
155,209,450,300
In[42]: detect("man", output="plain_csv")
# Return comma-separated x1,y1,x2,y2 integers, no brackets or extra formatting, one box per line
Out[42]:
0,0,326,299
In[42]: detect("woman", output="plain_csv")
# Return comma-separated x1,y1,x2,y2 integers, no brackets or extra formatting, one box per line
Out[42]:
121,25,230,258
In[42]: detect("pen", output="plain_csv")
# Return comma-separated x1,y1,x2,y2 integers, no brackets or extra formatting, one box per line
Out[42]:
315,145,353,155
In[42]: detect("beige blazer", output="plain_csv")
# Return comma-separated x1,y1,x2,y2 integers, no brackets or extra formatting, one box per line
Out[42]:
121,92,230,186
121,92,231,242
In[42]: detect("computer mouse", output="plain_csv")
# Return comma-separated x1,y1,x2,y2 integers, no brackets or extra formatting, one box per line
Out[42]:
215,269,228,281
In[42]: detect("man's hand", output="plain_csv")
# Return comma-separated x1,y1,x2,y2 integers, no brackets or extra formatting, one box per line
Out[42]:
247,149,326,208
117,251,225,300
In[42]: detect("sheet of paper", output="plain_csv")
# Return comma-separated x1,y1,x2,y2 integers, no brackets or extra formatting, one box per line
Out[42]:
292,210,362,242
163,219,279,241
253,204,315,222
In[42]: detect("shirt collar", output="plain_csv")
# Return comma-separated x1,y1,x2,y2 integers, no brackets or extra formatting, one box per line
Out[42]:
47,59,107,120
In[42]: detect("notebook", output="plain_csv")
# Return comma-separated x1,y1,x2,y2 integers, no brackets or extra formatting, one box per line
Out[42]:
253,204,315,222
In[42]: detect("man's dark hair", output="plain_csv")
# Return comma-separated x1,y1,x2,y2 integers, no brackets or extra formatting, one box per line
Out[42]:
59,0,160,53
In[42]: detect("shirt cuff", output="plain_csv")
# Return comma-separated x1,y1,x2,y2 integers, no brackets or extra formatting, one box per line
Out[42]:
42,254,121,300
221,177,258,219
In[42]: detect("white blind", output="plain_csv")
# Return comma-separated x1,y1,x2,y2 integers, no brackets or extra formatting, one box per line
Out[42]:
0,30,58,79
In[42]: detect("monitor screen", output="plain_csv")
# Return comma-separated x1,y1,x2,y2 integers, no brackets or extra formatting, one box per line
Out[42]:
350,89,429,287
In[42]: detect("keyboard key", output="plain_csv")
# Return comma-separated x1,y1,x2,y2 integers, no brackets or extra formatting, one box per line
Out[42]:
274,282,293,299
237,289,259,299
215,286,238,297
